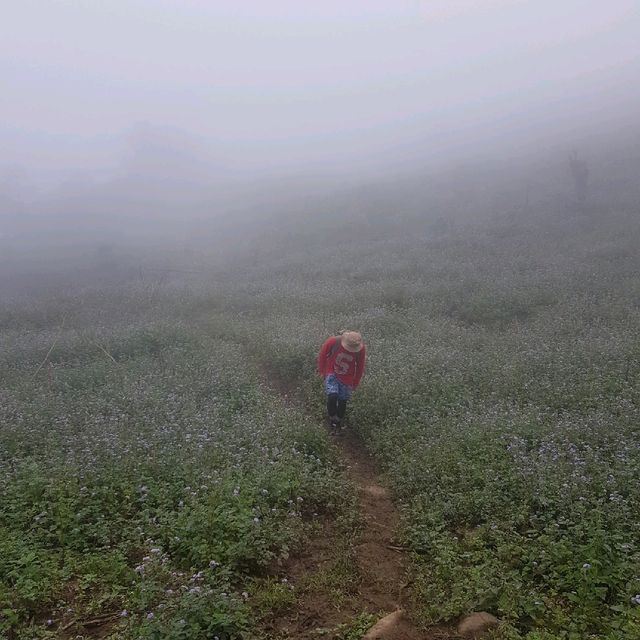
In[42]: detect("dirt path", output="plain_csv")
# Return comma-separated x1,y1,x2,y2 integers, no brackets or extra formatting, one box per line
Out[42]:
259,376,455,639
335,428,414,612
325,428,435,638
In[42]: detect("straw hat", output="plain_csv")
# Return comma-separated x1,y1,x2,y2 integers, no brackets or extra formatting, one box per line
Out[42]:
340,330,363,353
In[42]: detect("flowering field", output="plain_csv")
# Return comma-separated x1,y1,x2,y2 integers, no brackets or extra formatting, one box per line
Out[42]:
0,293,350,639
217,210,640,638
3,207,640,639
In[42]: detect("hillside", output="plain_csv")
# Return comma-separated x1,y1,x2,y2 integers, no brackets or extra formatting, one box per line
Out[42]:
2,205,640,639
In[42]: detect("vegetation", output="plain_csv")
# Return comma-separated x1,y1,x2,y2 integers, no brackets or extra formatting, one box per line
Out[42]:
210,208,640,638
2,205,640,638
0,310,351,638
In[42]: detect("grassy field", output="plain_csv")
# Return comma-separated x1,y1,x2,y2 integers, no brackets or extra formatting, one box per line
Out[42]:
209,207,640,638
2,205,640,638
0,294,352,638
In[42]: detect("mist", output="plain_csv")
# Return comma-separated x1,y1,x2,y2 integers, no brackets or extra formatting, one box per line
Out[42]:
1,1,640,246
5,5,640,637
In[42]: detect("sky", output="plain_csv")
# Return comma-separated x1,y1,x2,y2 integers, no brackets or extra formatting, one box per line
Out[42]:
2,0,640,186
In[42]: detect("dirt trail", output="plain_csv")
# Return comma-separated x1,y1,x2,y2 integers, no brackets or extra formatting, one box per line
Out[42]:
334,428,413,612
261,377,454,639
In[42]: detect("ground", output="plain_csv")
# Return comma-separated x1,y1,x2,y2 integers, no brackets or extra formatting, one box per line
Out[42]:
2,207,640,638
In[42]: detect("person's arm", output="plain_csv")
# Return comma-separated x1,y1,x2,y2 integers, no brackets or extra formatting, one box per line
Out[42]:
316,337,334,375
353,345,366,387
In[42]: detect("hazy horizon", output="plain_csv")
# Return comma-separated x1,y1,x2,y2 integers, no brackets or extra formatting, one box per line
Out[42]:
2,1,640,240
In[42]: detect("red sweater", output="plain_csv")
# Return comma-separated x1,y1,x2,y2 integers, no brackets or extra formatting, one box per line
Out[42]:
317,336,366,387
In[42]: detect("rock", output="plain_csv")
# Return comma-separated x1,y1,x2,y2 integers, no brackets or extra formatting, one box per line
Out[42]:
457,612,499,638
362,609,406,639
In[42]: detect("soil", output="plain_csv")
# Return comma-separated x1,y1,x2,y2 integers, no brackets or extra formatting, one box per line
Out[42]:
259,376,456,639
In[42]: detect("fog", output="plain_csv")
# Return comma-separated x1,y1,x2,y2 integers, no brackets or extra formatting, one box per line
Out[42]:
1,1,640,244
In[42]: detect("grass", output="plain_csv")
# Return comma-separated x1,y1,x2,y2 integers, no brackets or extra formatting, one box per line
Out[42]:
301,546,361,610
310,611,377,639
206,209,640,638
3,206,640,638
249,578,297,618
0,309,351,639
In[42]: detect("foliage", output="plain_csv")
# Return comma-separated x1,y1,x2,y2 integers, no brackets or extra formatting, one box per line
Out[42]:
0,313,349,638
208,211,640,638
3,209,640,638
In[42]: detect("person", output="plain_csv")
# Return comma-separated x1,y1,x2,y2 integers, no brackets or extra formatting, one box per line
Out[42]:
316,330,366,429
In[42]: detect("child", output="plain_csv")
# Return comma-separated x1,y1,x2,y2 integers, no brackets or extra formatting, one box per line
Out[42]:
316,330,366,429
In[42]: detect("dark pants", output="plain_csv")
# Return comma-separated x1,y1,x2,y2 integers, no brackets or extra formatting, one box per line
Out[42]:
327,394,347,420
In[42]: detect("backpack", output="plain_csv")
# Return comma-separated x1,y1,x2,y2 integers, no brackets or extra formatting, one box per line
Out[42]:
326,335,342,359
